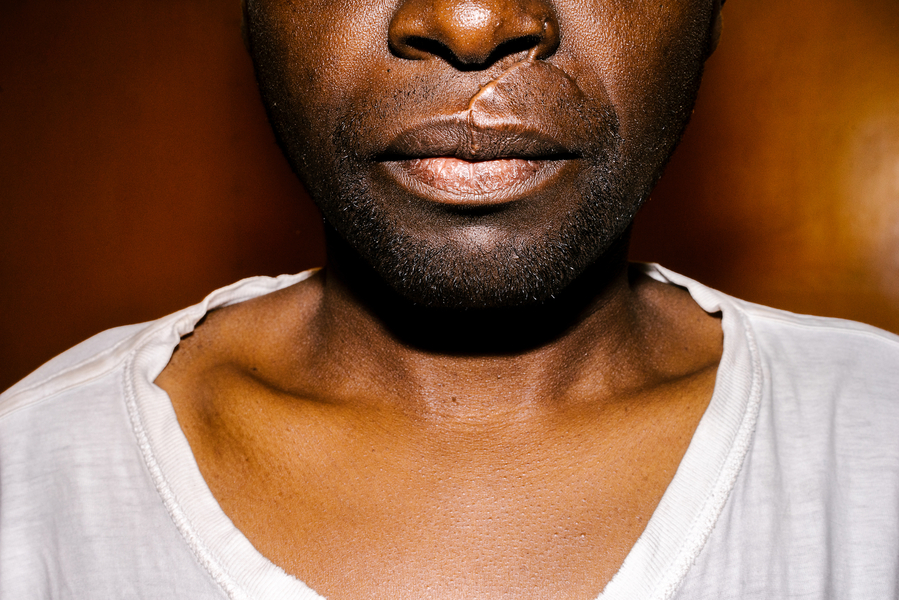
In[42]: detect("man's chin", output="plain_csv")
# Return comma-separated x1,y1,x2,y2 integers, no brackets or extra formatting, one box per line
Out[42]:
327,215,622,311
323,217,634,353
377,252,576,310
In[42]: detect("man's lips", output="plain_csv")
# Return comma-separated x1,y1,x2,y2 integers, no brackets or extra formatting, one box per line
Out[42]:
378,118,576,205
381,117,575,161
398,157,548,196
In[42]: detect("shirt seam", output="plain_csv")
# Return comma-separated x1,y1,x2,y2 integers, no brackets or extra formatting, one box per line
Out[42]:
123,349,249,600
0,340,140,421
745,310,899,345
652,303,764,600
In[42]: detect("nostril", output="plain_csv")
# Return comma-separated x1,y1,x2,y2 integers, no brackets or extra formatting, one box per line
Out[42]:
490,35,542,62
397,34,543,70
388,0,560,69
399,36,455,63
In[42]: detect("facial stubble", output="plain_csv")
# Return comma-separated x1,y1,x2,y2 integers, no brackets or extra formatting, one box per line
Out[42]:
319,110,632,309
254,59,705,312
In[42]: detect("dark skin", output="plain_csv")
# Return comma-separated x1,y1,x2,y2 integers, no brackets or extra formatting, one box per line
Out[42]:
157,0,725,598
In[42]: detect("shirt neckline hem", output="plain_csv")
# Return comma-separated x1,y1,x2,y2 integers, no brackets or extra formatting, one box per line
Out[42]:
125,264,761,600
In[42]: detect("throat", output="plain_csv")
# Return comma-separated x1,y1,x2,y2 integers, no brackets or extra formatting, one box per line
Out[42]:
321,222,635,356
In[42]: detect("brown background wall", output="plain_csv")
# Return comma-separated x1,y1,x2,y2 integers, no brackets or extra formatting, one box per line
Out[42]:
2,0,898,391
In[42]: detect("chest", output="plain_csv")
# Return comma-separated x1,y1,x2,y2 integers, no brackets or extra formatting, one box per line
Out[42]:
181,401,704,600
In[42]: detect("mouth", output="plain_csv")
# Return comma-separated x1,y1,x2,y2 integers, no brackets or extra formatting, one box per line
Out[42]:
385,156,568,203
378,117,577,206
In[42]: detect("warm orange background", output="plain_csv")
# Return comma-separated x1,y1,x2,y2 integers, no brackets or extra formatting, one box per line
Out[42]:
2,0,898,391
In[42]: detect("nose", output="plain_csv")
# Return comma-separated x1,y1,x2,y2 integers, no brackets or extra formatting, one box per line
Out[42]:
388,0,560,67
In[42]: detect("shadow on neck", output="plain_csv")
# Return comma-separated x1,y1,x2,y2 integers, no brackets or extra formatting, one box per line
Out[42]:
323,225,633,356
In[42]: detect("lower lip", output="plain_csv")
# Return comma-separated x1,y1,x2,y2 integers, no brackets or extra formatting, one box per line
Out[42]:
382,157,566,206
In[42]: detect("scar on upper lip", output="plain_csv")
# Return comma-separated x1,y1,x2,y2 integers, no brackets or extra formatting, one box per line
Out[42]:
464,20,566,112
465,46,536,111
458,34,578,156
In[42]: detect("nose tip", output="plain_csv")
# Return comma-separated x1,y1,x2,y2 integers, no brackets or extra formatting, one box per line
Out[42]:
388,0,560,67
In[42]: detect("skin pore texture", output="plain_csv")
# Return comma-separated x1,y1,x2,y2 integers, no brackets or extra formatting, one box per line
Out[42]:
155,1,725,598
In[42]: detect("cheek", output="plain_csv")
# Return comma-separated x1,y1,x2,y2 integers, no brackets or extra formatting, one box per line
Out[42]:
248,0,393,138
559,0,711,141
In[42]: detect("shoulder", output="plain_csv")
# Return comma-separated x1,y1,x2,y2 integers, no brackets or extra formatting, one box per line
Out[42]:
735,303,899,475
0,321,155,420
0,272,316,597
638,262,899,388
0,271,317,420
639,263,899,441
736,299,899,400
710,300,899,521
652,269,899,598
739,297,899,354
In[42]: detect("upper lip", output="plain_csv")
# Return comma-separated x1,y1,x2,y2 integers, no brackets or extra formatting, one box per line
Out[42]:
380,115,577,162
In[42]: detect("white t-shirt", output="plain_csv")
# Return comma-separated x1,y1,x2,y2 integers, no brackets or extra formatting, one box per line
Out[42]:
1,265,897,600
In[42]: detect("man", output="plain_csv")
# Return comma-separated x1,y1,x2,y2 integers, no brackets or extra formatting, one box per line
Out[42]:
1,0,897,598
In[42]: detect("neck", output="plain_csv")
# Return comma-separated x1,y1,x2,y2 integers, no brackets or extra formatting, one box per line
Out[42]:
307,225,647,415
321,224,635,356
